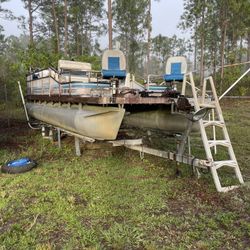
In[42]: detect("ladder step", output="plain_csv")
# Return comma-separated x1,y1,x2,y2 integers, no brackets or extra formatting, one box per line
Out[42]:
208,140,231,147
213,160,237,169
219,185,240,193
184,74,244,192
199,103,216,109
203,120,225,128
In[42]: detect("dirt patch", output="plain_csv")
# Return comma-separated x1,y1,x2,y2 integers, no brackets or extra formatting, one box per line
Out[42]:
0,118,35,151
39,223,71,249
100,215,125,230
81,217,93,229
0,118,28,131
171,179,225,206
0,140,23,150
73,194,88,207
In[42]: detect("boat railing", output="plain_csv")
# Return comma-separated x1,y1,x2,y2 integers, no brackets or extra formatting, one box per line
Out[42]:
26,67,112,97
147,74,166,85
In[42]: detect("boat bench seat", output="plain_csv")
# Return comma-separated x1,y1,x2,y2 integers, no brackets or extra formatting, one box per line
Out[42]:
102,69,127,79
148,85,171,92
164,73,184,82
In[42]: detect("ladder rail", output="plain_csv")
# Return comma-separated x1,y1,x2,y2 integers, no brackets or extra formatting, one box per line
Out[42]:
188,74,214,161
207,77,240,164
182,73,244,192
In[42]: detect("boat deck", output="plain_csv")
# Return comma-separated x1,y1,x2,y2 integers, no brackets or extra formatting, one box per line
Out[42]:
26,94,174,105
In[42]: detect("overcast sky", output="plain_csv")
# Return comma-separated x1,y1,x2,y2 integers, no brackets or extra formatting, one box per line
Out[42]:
1,0,188,48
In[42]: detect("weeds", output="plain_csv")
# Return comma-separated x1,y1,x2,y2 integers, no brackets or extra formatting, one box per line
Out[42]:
0,100,249,249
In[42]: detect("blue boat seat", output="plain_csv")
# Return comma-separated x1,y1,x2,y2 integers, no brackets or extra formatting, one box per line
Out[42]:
164,74,184,81
164,62,184,82
102,69,127,79
102,56,126,79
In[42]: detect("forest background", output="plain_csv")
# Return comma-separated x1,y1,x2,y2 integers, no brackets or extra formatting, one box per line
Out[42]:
0,0,250,103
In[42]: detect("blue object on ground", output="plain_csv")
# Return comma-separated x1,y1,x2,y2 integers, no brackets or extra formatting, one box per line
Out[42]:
7,157,31,168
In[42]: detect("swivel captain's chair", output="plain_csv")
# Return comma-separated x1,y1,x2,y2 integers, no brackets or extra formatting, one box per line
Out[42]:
102,49,127,79
164,56,187,82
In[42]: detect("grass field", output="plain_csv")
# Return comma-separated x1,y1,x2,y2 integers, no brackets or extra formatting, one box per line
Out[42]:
0,100,250,249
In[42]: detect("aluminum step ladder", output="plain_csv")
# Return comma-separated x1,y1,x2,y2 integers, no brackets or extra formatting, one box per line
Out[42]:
182,73,244,192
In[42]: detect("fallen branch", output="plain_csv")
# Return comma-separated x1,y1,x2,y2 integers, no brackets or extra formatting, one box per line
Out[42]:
27,214,40,232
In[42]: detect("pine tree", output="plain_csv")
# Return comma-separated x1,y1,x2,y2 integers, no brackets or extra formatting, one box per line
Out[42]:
113,0,148,73
21,0,42,48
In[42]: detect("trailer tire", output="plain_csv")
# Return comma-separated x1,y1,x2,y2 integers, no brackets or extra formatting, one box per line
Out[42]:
1,158,37,174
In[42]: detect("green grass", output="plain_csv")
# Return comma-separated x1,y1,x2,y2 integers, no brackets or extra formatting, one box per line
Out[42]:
0,100,250,249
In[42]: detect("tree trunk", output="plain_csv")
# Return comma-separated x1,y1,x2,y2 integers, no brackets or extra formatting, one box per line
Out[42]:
212,42,217,80
194,20,198,73
64,0,69,57
51,0,60,54
108,0,113,50
194,39,197,72
247,31,250,62
89,15,92,55
220,23,227,93
84,26,89,54
231,28,237,63
76,26,80,56
146,0,151,76
125,32,129,71
199,5,205,88
199,33,205,88
239,36,243,63
80,20,84,55
4,84,10,128
28,0,34,47
74,17,80,56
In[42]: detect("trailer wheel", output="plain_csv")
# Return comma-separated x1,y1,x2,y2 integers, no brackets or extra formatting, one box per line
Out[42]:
1,157,37,174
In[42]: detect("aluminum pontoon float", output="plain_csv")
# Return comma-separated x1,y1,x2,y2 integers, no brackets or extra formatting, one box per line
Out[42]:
19,50,244,192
